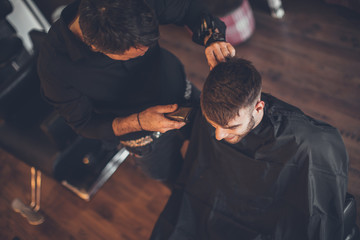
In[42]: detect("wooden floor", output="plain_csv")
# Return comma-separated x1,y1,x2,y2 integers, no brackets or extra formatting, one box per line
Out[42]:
1,0,359,239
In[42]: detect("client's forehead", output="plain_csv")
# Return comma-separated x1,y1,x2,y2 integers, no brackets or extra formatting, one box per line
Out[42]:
204,107,250,128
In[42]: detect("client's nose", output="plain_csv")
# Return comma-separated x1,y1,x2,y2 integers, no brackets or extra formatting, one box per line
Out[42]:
215,127,228,141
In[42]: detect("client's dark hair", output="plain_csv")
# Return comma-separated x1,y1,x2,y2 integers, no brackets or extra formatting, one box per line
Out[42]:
201,57,262,126
78,0,159,54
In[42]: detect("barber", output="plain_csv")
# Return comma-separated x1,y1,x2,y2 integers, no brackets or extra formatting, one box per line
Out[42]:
38,0,235,184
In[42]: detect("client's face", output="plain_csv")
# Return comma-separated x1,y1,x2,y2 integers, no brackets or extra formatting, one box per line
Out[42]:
205,107,256,144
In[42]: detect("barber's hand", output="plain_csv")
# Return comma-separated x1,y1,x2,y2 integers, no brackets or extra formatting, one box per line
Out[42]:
139,104,186,133
205,41,236,70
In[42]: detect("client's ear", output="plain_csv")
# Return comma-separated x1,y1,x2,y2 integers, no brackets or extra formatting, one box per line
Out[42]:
254,100,265,113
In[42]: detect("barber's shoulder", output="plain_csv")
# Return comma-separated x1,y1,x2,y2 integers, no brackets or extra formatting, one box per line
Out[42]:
37,47,73,86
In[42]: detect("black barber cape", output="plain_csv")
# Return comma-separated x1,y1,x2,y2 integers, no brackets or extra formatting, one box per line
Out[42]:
151,93,348,240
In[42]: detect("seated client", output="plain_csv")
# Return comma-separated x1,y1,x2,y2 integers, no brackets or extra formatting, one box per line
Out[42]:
150,57,350,240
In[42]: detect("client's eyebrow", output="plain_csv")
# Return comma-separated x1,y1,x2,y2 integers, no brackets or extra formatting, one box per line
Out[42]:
205,116,242,129
223,124,242,130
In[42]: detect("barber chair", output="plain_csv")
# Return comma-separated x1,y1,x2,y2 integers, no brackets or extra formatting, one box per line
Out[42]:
0,0,129,225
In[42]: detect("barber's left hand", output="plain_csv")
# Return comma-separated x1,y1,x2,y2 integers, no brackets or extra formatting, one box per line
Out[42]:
205,41,236,70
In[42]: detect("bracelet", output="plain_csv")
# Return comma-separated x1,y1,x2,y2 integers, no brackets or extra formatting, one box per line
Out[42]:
137,112,143,130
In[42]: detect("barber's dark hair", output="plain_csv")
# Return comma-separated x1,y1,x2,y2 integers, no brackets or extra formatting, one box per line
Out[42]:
203,0,244,17
78,0,159,54
201,57,262,126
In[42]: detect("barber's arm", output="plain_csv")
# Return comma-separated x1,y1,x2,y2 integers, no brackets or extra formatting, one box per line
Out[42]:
40,84,116,140
148,0,235,68
39,62,184,140
112,104,186,136
42,84,184,139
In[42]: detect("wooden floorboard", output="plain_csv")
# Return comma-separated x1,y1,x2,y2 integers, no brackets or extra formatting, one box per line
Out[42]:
1,0,359,239
0,151,170,240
